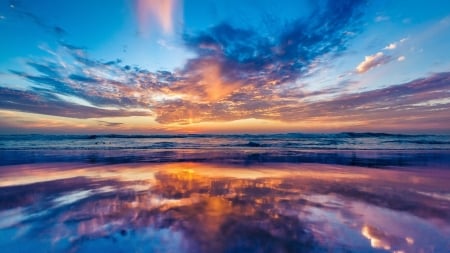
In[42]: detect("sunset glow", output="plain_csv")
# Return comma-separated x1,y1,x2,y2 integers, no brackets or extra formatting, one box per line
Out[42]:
0,0,449,133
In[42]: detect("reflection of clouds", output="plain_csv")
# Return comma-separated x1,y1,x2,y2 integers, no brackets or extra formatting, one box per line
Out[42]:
300,193,446,253
416,191,450,201
0,207,26,229
52,186,115,208
52,189,93,208
361,225,416,252
0,163,449,252
362,225,394,250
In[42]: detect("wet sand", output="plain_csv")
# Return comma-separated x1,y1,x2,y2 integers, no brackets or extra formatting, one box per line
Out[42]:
0,162,449,252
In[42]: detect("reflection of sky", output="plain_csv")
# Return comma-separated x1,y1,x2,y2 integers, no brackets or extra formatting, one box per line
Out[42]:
0,0,449,133
0,163,449,252
302,194,447,252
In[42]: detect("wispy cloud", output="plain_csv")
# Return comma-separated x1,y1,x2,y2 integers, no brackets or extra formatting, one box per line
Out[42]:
397,56,406,62
375,15,390,22
97,120,124,127
384,43,397,50
383,38,407,50
0,87,148,118
136,0,182,35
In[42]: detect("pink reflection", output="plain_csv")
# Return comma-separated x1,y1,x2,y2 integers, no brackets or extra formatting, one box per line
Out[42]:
0,162,449,252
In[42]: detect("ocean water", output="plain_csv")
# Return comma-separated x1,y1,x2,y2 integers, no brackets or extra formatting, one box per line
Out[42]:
1,133,450,167
0,133,449,252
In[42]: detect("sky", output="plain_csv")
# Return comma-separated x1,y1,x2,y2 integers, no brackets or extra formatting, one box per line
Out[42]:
0,0,449,134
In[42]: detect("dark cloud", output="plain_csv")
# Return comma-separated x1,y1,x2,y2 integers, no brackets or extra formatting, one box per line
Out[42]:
309,72,450,112
6,46,162,113
278,72,450,122
97,120,124,127
0,87,149,118
183,0,366,85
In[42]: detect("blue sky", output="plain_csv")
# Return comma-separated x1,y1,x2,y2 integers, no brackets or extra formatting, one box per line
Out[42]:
0,0,449,133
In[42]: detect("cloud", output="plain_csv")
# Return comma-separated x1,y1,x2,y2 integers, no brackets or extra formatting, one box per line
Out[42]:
1,44,158,118
97,120,124,127
136,0,181,35
1,39,449,131
308,72,450,112
157,39,177,50
356,52,392,73
0,87,148,118
375,15,390,22
397,56,406,61
153,72,450,128
383,38,407,50
291,72,450,123
384,43,397,50
183,0,366,87
5,0,448,131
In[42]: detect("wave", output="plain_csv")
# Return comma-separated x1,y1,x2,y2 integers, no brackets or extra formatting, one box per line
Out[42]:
0,132,441,141
382,140,450,145
1,149,449,168
1,133,449,155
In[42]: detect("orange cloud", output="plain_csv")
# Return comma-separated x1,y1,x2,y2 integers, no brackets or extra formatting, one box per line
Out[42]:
136,0,181,35
164,59,242,105
197,62,241,101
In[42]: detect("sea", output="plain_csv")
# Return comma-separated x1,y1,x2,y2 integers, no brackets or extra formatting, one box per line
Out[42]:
1,132,450,167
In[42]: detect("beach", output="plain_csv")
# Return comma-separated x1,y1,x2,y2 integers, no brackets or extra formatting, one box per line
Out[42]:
1,159,449,252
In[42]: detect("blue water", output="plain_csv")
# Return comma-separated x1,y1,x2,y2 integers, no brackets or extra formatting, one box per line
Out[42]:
2,133,450,150
0,133,449,168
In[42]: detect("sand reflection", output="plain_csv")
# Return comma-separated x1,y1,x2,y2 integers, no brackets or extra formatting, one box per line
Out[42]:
0,163,449,252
